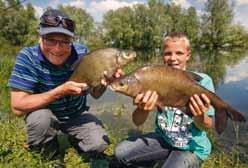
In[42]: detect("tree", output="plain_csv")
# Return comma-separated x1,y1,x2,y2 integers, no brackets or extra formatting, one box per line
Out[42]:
0,0,37,46
184,7,200,47
102,0,200,60
201,0,233,48
58,5,94,44
103,6,135,49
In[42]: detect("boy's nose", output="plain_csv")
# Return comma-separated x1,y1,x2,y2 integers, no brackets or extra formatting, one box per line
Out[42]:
170,53,177,60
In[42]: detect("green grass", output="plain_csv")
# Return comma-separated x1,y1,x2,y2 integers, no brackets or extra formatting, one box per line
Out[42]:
0,55,248,168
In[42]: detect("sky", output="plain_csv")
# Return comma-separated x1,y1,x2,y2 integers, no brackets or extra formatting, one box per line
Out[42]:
23,0,248,30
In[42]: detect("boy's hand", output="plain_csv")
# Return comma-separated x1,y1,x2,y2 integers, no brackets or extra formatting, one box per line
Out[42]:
134,90,158,111
189,93,211,116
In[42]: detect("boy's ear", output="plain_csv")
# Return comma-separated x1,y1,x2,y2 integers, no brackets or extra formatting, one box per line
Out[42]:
186,50,191,61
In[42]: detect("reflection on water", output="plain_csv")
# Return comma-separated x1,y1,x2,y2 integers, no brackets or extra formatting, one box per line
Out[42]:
88,88,156,138
217,56,248,114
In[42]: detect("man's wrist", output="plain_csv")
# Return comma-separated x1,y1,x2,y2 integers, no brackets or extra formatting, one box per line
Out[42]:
49,87,63,99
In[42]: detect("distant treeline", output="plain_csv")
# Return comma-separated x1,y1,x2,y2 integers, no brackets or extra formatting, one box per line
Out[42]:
1,0,248,59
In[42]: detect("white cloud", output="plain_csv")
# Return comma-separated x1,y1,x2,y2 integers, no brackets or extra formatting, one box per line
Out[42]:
48,0,61,8
224,57,248,83
67,0,86,8
33,5,44,18
236,0,248,6
224,72,248,83
87,0,142,22
90,0,140,12
233,4,248,30
171,0,191,8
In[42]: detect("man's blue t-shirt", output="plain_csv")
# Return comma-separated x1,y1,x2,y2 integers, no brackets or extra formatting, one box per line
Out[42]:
155,72,215,160
8,43,88,121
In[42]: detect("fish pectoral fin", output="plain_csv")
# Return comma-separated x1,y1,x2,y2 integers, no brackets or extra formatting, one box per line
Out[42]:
132,108,150,126
185,71,203,82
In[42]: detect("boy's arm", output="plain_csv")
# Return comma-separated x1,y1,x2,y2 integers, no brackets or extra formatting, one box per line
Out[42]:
132,91,158,126
190,94,213,129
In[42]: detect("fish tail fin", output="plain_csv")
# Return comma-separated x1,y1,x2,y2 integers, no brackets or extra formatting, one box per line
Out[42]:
213,100,246,134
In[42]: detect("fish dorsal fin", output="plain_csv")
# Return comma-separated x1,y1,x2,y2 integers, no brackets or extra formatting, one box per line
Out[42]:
185,71,203,82
71,55,84,71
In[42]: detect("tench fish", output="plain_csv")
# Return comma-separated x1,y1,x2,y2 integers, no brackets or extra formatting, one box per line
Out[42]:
110,65,246,134
69,47,136,89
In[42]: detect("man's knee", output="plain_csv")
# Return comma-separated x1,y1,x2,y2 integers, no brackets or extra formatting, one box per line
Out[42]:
25,109,59,146
78,134,110,153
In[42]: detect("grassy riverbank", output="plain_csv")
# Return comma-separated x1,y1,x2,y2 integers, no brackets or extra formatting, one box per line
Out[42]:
0,56,247,168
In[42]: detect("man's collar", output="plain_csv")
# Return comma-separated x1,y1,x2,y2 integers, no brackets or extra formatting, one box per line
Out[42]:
38,45,46,62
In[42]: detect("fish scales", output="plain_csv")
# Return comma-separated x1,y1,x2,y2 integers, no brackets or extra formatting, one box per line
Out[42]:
69,48,136,87
111,65,246,134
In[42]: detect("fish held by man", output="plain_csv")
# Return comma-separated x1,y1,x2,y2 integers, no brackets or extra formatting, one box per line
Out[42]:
69,48,136,88
110,65,246,134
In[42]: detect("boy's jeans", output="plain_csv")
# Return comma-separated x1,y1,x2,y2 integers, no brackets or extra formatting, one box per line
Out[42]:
113,132,201,168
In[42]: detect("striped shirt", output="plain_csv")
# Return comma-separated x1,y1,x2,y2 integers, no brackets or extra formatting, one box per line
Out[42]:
8,43,89,120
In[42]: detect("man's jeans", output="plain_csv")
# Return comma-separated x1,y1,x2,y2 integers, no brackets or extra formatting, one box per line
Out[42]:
113,132,201,168
25,109,110,158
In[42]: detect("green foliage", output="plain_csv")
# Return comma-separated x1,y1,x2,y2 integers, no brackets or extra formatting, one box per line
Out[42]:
86,23,107,50
0,1,38,46
202,130,248,168
201,0,235,48
58,5,94,44
0,55,15,115
102,0,202,60
103,6,135,49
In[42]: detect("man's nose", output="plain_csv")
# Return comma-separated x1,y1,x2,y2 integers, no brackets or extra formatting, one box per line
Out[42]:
54,42,63,50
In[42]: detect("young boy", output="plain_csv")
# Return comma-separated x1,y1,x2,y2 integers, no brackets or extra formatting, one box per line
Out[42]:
110,32,215,168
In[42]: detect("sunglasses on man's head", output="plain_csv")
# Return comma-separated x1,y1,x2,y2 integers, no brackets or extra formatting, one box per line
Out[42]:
40,15,75,32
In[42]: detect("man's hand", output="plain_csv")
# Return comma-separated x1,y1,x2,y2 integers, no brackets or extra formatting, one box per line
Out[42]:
134,90,158,111
54,81,88,98
101,68,124,86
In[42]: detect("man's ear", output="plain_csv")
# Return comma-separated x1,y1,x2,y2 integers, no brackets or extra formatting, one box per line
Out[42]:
38,36,42,43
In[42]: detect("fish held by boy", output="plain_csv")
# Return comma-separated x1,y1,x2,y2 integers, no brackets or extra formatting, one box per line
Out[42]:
110,65,246,134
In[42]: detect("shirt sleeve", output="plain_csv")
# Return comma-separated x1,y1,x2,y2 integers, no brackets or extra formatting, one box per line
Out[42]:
74,43,88,56
8,48,38,93
199,74,215,116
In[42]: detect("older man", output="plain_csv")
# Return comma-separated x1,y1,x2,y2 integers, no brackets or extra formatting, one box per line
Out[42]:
8,9,114,161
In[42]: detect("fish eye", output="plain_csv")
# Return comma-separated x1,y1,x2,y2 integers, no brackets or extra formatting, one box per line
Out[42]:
119,82,125,87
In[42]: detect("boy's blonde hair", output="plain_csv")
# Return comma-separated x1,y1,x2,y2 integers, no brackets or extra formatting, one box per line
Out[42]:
163,32,190,51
